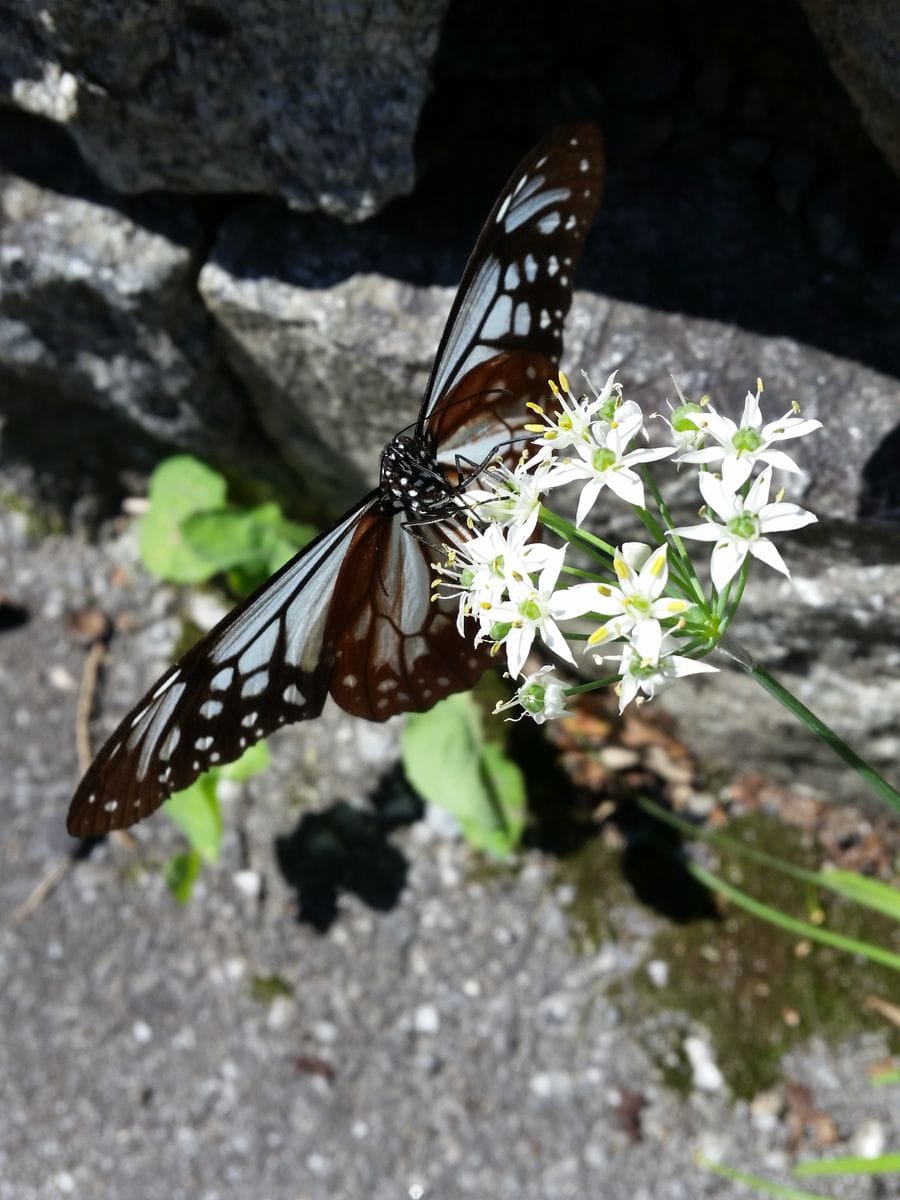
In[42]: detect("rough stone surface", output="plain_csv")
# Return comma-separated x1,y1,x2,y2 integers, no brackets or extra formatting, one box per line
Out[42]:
798,0,900,180
0,0,448,219
0,115,250,503
198,207,454,507
1,501,896,1199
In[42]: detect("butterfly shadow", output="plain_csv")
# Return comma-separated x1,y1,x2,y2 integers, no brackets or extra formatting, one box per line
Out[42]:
274,765,423,932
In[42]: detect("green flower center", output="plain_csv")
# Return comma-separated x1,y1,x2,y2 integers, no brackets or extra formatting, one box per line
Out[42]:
732,427,763,454
727,513,758,540
489,621,512,642
591,447,617,473
624,594,652,617
519,683,546,714
559,413,573,431
671,402,704,433
519,595,542,622
460,568,475,588
597,397,618,423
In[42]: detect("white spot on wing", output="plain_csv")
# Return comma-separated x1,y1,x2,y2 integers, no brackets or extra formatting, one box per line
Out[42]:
513,303,531,336
481,294,513,341
504,263,520,290
160,726,180,761
210,667,233,692
200,699,223,719
242,671,268,698
505,187,570,234
237,621,279,677
134,681,186,781
283,684,305,706
538,212,561,234
524,254,537,282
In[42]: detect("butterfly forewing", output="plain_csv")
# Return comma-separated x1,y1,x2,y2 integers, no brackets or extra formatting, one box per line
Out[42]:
67,124,605,837
67,498,378,836
419,124,604,431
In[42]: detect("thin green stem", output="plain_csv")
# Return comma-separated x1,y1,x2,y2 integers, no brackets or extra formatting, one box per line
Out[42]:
720,634,900,815
538,505,614,561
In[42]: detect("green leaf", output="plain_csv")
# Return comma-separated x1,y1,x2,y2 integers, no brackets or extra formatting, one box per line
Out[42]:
163,774,222,863
138,456,228,583
403,692,525,857
479,741,526,855
219,739,269,782
164,849,202,903
182,504,314,596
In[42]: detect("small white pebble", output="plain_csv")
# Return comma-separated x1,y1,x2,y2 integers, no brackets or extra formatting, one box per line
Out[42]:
684,1035,724,1092
267,997,294,1031
52,1172,76,1195
646,959,669,988
132,1020,153,1044
414,1004,440,1035
313,1020,338,1044
232,870,262,898
851,1119,885,1159
461,978,482,998
529,1071,573,1100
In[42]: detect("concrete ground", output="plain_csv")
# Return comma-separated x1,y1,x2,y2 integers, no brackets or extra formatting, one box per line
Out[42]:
1,499,896,1200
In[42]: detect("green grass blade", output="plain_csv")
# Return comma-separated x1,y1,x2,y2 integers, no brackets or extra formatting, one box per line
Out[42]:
795,1153,900,1176
699,1158,834,1200
637,797,899,924
685,861,900,973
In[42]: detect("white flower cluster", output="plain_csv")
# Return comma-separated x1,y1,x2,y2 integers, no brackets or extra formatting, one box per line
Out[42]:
436,372,820,723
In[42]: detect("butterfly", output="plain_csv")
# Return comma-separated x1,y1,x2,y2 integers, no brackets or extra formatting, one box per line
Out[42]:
67,124,605,837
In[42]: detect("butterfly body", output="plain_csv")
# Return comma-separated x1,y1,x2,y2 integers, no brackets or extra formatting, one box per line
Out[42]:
377,431,460,520
68,124,605,836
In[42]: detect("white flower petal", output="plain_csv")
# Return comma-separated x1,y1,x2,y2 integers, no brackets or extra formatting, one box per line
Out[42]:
710,540,747,591
749,538,791,577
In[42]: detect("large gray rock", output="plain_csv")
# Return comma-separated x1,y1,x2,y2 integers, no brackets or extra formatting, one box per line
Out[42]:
798,0,900,180
1,0,449,219
0,129,250,498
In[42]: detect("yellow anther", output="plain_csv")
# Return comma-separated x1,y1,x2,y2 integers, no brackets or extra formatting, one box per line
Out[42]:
558,369,570,392
524,423,546,434
526,401,545,415
587,625,612,646
614,557,628,582
649,552,666,578
548,380,560,399
757,377,764,393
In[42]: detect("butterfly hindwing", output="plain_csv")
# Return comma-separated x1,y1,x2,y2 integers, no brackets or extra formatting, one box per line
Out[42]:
327,509,489,720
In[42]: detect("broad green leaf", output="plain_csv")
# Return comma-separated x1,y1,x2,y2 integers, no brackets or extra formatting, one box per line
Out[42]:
163,774,222,863
164,849,202,903
183,505,314,595
479,742,526,856
138,456,228,583
219,739,269,782
403,693,525,858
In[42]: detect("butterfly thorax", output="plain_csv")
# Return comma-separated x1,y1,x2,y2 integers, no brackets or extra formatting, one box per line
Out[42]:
379,432,459,520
